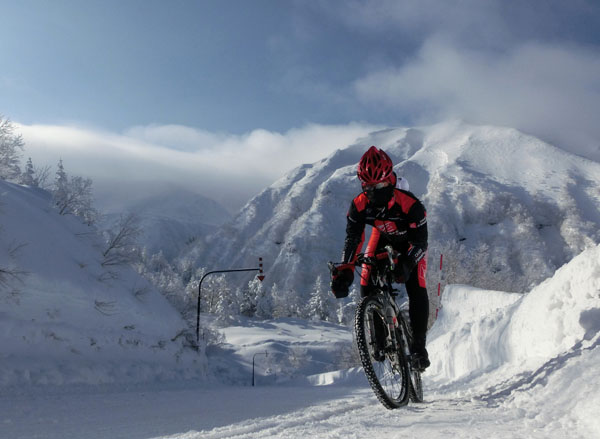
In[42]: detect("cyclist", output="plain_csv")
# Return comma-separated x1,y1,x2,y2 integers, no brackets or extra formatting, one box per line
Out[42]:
331,146,430,370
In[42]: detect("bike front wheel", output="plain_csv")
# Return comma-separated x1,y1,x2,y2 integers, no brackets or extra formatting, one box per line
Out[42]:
355,295,410,409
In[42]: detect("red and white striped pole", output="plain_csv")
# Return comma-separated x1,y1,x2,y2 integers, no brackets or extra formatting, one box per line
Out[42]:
257,257,265,282
436,254,443,319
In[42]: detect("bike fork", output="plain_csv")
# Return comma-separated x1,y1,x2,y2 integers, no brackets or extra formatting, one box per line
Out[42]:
385,305,399,351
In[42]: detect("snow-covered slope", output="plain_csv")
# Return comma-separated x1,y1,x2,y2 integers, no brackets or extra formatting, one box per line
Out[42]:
0,180,205,390
101,187,231,260
426,243,600,437
186,121,600,297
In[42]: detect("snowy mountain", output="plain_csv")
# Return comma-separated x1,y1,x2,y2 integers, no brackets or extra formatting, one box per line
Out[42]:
101,187,231,260
0,180,205,390
185,121,600,298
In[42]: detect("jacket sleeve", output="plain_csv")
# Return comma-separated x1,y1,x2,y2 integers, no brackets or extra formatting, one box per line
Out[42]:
341,200,366,264
405,198,428,266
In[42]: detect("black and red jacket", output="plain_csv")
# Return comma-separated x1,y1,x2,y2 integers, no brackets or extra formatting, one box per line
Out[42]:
342,188,428,269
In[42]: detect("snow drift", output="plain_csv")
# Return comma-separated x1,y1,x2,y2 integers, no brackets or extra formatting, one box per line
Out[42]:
427,243,600,436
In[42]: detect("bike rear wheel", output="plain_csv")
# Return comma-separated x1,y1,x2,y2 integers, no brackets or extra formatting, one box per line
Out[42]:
355,295,410,409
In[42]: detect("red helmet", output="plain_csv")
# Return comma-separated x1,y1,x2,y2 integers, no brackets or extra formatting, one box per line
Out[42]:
357,146,394,185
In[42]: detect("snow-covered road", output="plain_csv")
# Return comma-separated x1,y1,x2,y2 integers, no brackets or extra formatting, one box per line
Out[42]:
1,378,582,439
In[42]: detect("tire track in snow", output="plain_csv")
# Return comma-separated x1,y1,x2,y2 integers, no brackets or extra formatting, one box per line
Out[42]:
155,396,369,439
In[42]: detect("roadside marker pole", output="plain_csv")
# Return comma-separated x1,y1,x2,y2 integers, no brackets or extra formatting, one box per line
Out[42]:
436,254,443,319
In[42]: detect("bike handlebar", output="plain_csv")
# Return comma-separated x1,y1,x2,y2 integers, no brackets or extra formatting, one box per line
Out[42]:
329,247,401,275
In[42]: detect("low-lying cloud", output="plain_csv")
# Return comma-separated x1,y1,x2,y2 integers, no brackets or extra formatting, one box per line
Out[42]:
18,122,379,212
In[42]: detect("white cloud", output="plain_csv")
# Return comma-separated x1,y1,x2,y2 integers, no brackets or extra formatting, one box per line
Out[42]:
17,122,379,211
354,36,600,161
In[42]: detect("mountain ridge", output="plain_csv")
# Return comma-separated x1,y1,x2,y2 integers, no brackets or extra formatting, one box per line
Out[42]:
183,121,600,297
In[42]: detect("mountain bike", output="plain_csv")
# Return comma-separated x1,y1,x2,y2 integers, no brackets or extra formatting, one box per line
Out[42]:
329,246,424,409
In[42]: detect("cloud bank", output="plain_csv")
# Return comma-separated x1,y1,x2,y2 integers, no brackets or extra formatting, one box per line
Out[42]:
18,122,380,212
353,36,600,161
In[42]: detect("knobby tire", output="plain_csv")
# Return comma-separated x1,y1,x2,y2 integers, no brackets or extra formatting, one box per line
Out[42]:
355,295,410,409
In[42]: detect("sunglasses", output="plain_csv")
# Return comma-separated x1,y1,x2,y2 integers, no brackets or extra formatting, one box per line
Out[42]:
362,182,390,190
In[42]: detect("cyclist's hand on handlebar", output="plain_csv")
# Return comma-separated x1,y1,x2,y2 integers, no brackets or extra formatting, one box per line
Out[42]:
329,263,354,299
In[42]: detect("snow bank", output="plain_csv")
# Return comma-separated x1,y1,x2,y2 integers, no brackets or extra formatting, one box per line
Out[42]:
506,244,600,367
427,285,521,381
428,244,600,435
430,244,600,382
0,181,206,391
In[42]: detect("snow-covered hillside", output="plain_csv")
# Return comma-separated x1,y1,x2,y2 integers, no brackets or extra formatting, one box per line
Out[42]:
186,121,600,298
0,180,205,390
101,187,231,260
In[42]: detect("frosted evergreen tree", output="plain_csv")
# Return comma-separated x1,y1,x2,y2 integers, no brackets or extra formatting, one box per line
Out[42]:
52,160,98,224
307,274,333,322
271,284,303,318
0,116,23,182
253,278,272,319
53,159,68,205
20,157,36,186
215,290,236,326
239,285,256,317
271,283,289,318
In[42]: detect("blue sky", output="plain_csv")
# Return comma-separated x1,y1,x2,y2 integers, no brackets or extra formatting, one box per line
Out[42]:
2,1,600,210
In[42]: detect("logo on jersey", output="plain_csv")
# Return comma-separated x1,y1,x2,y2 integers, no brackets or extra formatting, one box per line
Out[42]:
374,220,403,236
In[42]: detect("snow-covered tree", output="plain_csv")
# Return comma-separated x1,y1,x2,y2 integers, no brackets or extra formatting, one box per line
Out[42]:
307,275,333,322
201,274,233,314
215,290,237,326
270,283,282,317
20,157,36,186
102,213,142,267
0,116,23,182
239,284,256,317
53,159,68,202
52,160,98,224
252,278,272,319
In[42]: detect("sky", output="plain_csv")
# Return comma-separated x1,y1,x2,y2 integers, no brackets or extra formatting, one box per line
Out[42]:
2,0,600,211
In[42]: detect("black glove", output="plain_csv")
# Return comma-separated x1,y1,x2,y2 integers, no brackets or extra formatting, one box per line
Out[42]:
330,267,354,299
